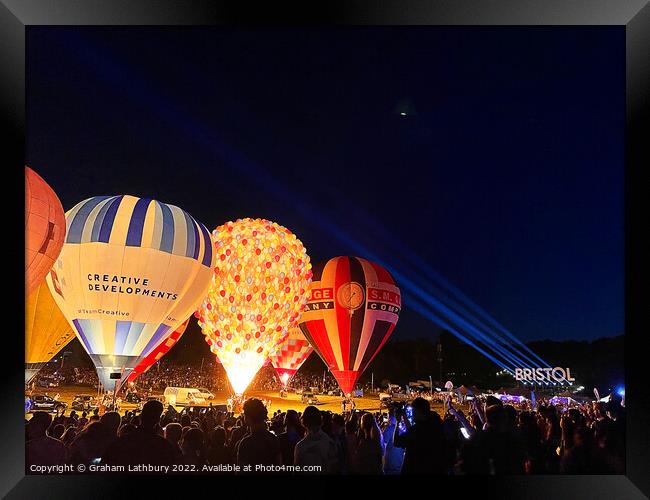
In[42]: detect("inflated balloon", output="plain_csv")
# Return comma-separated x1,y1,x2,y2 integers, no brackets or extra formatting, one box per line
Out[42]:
197,218,312,394
25,280,75,384
126,317,190,383
298,256,400,394
268,327,313,388
46,195,215,391
25,166,66,295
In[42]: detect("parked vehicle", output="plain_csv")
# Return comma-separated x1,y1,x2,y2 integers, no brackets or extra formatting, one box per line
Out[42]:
71,395,97,412
196,387,215,400
301,392,321,405
163,387,206,407
30,394,66,413
36,377,60,388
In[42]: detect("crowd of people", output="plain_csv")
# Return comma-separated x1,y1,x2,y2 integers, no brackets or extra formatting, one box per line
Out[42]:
33,361,347,396
26,390,625,475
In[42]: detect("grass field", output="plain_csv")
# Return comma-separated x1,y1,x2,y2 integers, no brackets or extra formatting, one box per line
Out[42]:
27,385,451,417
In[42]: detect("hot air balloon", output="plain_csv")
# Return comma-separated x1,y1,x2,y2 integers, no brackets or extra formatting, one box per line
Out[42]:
25,280,75,384
197,218,312,395
268,327,313,388
25,166,66,295
46,195,215,392
126,317,190,383
298,256,400,394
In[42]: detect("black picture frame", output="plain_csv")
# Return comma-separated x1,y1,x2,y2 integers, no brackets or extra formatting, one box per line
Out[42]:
3,1,648,497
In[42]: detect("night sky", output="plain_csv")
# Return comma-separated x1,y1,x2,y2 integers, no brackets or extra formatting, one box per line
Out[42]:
27,27,624,348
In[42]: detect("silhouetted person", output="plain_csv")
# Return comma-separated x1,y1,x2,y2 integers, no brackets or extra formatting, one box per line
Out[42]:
181,428,206,466
68,421,113,466
278,409,305,465
103,400,174,467
100,411,121,446
393,398,446,474
382,409,404,474
352,413,383,474
235,398,281,473
294,406,339,474
459,403,525,474
206,427,232,466
164,422,183,462
229,418,248,452
26,412,67,470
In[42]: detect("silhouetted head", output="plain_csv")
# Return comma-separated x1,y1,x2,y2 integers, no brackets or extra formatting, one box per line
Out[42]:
140,400,164,429
332,413,345,429
100,411,121,436
242,398,267,426
212,426,226,446
411,397,431,423
28,412,52,440
164,422,182,444
360,413,375,434
302,406,322,431
182,428,204,455
284,409,300,429
486,404,505,429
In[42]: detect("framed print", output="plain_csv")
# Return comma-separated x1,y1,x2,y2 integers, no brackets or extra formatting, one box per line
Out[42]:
2,0,648,497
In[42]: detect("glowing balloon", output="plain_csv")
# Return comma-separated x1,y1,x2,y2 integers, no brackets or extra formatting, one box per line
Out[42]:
197,218,312,394
25,166,66,295
268,327,313,388
298,256,401,394
25,281,75,383
126,317,190,383
46,195,215,391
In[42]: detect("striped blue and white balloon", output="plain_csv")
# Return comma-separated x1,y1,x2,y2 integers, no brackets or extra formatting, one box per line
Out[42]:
46,195,215,391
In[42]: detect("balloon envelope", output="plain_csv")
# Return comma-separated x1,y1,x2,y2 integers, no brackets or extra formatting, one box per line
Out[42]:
25,280,75,383
197,218,312,394
25,166,66,295
126,317,190,382
298,256,400,394
268,327,313,387
47,195,215,391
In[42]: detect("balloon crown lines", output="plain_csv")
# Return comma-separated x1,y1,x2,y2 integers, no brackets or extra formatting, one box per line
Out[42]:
86,273,178,300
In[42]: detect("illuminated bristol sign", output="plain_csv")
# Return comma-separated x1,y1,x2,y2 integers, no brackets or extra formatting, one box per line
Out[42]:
515,367,575,384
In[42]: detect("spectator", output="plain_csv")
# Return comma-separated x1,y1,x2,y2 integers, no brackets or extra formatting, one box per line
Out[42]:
352,413,383,474
294,406,339,474
393,398,446,474
180,428,206,467
235,398,281,473
278,410,305,466
381,409,404,474
26,412,67,470
100,411,121,444
164,422,183,462
102,400,174,467
206,426,231,466
68,421,112,466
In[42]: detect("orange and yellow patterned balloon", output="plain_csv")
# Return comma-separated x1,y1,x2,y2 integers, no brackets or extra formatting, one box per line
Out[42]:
196,218,312,394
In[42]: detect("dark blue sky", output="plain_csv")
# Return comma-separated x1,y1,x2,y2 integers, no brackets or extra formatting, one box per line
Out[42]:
27,27,624,344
